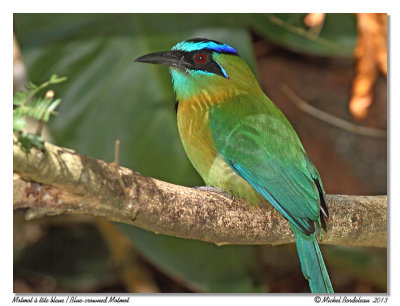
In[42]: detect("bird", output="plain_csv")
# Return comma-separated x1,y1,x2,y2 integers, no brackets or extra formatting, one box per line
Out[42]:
135,38,334,293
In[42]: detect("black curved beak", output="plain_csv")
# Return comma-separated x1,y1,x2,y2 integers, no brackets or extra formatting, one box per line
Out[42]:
135,50,190,70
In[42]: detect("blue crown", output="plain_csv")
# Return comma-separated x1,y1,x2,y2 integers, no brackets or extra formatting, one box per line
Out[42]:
172,38,238,54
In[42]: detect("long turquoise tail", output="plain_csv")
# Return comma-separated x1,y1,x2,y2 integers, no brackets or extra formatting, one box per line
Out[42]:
291,225,334,293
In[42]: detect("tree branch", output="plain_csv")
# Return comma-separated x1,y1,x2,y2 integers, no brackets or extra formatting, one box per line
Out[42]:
13,135,387,248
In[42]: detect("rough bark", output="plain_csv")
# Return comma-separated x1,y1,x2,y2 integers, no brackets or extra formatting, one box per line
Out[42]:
13,137,387,248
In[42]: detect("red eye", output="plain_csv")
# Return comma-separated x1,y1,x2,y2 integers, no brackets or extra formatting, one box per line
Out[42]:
195,53,207,64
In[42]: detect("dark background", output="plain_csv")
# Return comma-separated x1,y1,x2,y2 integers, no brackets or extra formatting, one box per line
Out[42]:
13,13,387,293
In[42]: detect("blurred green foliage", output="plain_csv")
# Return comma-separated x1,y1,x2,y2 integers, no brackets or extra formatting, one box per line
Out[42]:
250,13,357,56
14,13,374,293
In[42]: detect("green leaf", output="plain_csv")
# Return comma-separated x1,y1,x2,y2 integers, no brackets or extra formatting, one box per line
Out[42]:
13,91,29,106
27,97,45,119
49,74,68,84
43,98,61,121
50,73,58,81
26,81,37,91
13,114,26,131
13,107,30,131
17,133,44,153
249,13,357,57
13,107,28,120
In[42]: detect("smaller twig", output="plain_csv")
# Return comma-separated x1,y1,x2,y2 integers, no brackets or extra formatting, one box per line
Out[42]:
112,139,129,200
34,120,45,136
111,140,135,219
114,139,120,165
281,83,386,139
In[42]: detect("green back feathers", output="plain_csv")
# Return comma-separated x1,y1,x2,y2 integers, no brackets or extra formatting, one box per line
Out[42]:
209,94,322,234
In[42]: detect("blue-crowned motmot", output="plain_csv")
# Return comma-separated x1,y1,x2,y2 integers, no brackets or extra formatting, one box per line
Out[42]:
136,38,333,293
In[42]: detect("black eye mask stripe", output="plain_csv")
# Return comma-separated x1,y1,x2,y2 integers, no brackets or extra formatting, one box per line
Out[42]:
175,49,232,79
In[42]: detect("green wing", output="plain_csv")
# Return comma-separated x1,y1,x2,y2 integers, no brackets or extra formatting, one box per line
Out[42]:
210,94,326,235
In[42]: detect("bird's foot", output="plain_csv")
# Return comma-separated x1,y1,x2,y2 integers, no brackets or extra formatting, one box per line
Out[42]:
193,186,235,202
